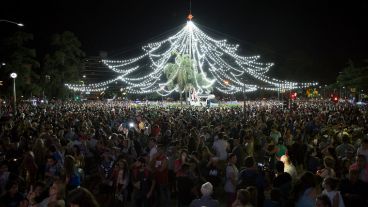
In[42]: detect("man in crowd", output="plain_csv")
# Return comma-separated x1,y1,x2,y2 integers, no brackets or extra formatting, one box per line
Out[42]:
189,182,219,207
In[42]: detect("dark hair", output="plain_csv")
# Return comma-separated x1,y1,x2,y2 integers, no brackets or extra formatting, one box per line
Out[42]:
237,189,251,205
244,156,255,168
270,188,282,202
278,138,284,145
5,180,18,191
316,194,332,207
324,177,339,190
228,153,236,161
67,187,99,207
137,157,146,164
275,161,284,173
300,171,316,189
64,155,76,177
342,135,350,143
357,154,366,162
181,163,190,172
362,138,368,144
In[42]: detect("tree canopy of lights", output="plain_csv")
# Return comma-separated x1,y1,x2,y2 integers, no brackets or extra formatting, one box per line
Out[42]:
65,20,317,95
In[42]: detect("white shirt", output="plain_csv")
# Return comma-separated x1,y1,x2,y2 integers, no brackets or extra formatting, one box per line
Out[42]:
212,139,229,160
284,164,297,180
322,190,345,207
357,147,368,161
149,146,157,161
225,164,238,193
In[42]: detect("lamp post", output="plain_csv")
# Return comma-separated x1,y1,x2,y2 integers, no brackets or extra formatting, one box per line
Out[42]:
0,19,24,27
10,72,17,115
243,83,246,122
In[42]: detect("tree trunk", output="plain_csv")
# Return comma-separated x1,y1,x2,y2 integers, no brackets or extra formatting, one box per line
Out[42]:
180,92,183,106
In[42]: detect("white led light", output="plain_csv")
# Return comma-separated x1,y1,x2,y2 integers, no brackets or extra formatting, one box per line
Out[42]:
65,20,316,94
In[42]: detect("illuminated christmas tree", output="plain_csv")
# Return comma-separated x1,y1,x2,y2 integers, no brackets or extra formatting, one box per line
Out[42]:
65,15,317,96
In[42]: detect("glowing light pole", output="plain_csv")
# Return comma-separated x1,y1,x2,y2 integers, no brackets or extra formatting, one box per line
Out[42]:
10,73,17,115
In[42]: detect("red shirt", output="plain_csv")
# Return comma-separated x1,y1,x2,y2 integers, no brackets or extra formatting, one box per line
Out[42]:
154,154,168,185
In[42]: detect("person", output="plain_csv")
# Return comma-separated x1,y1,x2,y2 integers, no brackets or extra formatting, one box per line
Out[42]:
148,138,158,162
174,149,188,176
225,153,238,207
356,138,368,161
274,138,287,161
315,194,332,207
44,156,61,186
63,155,81,192
67,187,99,207
189,182,219,207
0,162,10,196
152,144,169,207
280,155,297,181
321,177,345,207
0,180,24,207
212,132,229,161
232,138,246,168
295,172,319,207
111,158,129,205
237,156,259,190
263,188,282,207
176,163,196,207
35,180,65,207
269,126,282,144
339,168,367,207
20,151,38,189
336,135,355,159
273,161,292,202
349,154,368,183
317,156,336,178
131,157,156,207
98,152,114,205
232,189,253,207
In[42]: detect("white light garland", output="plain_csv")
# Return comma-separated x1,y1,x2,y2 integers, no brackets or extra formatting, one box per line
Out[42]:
65,20,317,95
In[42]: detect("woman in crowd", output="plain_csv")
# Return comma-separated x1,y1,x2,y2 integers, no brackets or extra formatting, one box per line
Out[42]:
225,153,238,207
35,180,66,207
111,158,129,205
232,189,253,207
63,155,81,192
67,187,99,207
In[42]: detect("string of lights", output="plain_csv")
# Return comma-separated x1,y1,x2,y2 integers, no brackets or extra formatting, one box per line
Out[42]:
65,20,317,95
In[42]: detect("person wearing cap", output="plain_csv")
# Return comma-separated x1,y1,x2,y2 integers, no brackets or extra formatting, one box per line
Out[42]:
189,182,219,207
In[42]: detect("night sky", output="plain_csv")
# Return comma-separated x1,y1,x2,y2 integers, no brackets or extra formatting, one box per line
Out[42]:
2,0,368,84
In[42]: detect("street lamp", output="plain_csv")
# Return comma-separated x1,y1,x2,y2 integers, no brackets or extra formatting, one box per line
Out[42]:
0,19,24,27
10,72,17,115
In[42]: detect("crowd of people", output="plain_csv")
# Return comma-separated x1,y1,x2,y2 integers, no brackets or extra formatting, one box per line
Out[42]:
0,99,367,207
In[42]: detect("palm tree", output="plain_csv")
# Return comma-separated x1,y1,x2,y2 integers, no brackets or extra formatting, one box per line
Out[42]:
164,53,215,104
164,53,195,104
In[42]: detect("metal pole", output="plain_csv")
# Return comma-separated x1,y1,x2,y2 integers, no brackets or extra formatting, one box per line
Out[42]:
13,78,16,115
243,84,246,123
